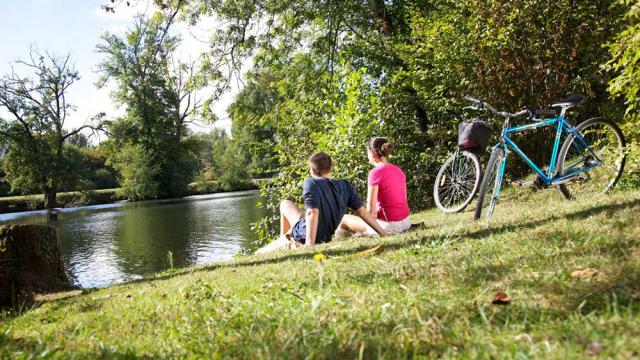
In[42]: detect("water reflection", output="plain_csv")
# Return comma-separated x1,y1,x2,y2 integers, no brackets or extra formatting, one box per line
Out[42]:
0,190,264,288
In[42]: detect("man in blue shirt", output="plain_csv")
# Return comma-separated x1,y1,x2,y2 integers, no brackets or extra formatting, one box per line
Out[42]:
278,152,387,247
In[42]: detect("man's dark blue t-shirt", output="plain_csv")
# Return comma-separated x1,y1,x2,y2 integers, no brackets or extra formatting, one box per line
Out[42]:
291,178,363,244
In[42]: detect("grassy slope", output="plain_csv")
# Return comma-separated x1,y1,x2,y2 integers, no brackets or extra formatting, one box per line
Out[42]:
1,187,639,359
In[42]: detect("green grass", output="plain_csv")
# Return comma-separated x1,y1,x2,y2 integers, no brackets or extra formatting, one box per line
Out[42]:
1,187,639,359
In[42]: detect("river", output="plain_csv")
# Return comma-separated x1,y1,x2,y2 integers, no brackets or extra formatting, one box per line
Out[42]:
0,190,265,288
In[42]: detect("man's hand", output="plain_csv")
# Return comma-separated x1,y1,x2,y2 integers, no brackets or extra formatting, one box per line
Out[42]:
356,207,388,236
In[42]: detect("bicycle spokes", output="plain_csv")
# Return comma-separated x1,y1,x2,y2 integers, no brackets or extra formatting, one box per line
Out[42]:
434,151,481,213
559,120,625,198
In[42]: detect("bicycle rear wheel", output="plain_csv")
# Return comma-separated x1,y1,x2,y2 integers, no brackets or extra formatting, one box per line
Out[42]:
556,118,626,200
433,150,481,213
474,147,505,220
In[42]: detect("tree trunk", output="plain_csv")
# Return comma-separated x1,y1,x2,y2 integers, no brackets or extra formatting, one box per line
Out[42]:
44,187,57,210
0,225,72,307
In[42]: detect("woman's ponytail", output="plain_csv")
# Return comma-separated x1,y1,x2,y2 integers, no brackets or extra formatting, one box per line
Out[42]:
368,137,394,157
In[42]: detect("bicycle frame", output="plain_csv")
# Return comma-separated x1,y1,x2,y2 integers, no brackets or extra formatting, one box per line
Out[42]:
493,113,601,193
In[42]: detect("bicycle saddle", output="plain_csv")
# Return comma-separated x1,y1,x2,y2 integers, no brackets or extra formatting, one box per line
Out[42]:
551,94,584,108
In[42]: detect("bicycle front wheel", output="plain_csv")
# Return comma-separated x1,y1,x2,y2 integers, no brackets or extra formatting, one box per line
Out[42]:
433,150,481,213
474,147,505,221
556,118,626,200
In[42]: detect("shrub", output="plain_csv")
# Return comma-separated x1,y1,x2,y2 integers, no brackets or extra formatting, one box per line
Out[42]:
606,0,640,187
111,144,161,201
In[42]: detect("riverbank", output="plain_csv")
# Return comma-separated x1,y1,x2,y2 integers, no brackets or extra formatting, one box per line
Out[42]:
0,181,259,214
1,187,639,358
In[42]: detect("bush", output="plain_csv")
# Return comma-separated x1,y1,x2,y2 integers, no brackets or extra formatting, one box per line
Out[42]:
606,0,640,187
111,144,161,201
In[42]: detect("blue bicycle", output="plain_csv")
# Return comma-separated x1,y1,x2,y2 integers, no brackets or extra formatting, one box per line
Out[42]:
464,95,627,220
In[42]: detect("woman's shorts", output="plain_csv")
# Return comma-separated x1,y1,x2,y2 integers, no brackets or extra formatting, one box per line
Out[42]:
364,217,411,236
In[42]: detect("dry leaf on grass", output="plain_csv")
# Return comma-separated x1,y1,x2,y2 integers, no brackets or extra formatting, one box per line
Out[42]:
585,341,603,356
491,291,511,305
571,268,600,280
514,333,533,345
348,244,385,258
396,270,415,281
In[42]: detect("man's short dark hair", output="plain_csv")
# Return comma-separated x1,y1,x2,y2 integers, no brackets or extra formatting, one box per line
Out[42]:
308,152,332,176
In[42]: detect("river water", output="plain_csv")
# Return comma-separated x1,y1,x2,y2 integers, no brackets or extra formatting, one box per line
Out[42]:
0,190,265,288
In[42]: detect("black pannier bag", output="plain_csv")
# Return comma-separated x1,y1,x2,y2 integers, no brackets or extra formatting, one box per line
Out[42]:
458,118,493,150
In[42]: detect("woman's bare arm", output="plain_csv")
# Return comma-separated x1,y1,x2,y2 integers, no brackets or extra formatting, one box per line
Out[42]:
356,207,387,236
366,185,379,217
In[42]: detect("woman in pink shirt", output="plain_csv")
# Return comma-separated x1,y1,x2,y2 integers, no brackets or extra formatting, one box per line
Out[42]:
340,137,411,235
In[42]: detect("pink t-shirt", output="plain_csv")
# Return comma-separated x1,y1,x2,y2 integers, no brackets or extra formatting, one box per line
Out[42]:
368,163,410,221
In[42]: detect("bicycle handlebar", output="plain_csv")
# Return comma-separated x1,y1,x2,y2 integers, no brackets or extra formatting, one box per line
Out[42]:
464,95,530,119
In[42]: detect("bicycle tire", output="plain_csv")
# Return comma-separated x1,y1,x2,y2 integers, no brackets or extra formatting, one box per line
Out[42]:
556,118,626,200
474,147,504,221
433,150,482,213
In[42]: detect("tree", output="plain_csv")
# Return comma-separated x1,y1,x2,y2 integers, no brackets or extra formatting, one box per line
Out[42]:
227,70,279,178
190,129,251,191
97,11,215,199
0,49,106,209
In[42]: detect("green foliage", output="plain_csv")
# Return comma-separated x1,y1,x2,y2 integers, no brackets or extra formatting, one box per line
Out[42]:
606,0,640,186
2,142,86,196
191,129,252,191
111,144,161,201
78,145,119,190
97,15,211,200
228,78,279,178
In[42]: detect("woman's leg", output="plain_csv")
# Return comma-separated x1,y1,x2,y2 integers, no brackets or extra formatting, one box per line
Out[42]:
339,214,370,234
280,200,304,235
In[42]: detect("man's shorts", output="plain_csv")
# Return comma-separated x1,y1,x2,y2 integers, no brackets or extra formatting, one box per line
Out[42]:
291,216,306,243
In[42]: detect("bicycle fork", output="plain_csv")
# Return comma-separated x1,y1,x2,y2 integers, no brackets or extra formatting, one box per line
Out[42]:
488,146,509,218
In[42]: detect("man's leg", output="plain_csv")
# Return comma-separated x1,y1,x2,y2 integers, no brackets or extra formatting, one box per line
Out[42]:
280,200,304,235
340,214,369,234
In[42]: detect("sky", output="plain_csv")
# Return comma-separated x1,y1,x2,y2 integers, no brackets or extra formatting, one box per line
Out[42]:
0,0,237,136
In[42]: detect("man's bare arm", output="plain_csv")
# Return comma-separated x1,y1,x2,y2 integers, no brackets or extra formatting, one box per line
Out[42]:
356,207,388,236
305,208,320,246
